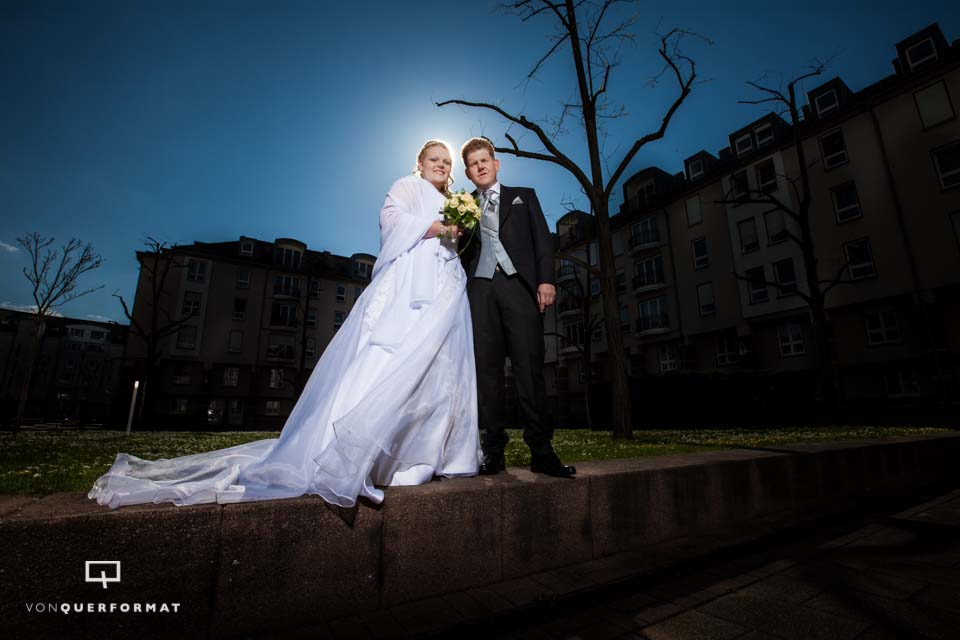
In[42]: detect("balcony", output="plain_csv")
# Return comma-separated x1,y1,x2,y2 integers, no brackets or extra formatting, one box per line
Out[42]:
628,232,660,254
635,314,670,336
273,284,302,299
557,264,577,283
631,273,666,295
557,296,583,318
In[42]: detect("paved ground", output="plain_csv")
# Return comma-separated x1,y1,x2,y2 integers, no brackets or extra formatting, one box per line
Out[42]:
299,486,960,640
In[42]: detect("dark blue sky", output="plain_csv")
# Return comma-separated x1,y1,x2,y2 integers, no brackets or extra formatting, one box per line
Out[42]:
2,0,957,322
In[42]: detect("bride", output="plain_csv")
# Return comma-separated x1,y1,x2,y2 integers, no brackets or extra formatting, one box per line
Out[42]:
89,140,481,509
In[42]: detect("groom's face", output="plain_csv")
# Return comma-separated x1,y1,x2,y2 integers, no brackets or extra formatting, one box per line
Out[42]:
464,149,500,191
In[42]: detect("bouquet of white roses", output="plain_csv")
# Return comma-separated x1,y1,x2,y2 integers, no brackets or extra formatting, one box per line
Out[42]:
441,190,482,236
439,190,483,255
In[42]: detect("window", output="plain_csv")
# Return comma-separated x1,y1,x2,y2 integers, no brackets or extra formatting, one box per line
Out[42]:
773,258,797,297
334,310,345,329
615,269,626,294
715,334,737,366
186,259,206,283
277,247,301,269
734,133,753,157
354,286,363,299
237,270,250,289
176,326,197,349
182,291,202,316
228,330,242,353
731,170,749,200
844,238,877,280
267,334,295,360
685,195,702,226
914,82,955,129
90,330,106,341
305,337,316,358
756,159,777,192
764,209,787,245
270,303,298,327
865,310,901,345
634,255,664,289
778,321,805,356
832,182,863,222
223,367,239,388
69,327,85,338
819,129,848,169
697,282,715,316
692,237,709,270
738,218,759,253
658,343,679,373
564,321,584,348
232,298,247,321
905,38,937,70
754,123,774,148
355,262,371,279
814,90,838,117
240,240,254,257
885,369,920,398
273,275,301,297
746,267,768,304
265,400,281,416
631,217,659,246
932,142,960,189
589,242,599,266
268,368,285,389
336,283,346,303
172,398,189,415
172,367,191,385
637,297,668,332
306,307,317,327
688,158,704,180
619,305,631,333
590,279,601,298
310,279,321,297
591,322,603,343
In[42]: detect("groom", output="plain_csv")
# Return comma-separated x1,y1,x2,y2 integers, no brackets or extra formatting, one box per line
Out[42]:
459,137,576,478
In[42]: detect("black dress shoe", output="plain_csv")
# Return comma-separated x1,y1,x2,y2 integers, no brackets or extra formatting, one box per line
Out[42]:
479,453,505,476
530,451,576,478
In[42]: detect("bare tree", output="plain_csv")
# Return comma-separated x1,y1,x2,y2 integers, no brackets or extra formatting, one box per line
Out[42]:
439,0,704,438
14,233,103,427
715,61,850,405
114,238,196,424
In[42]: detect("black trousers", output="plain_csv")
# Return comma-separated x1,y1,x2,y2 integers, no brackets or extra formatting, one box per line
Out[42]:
468,269,552,458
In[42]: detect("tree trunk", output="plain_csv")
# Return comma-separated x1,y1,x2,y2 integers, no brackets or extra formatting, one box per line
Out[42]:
15,318,46,428
593,198,633,439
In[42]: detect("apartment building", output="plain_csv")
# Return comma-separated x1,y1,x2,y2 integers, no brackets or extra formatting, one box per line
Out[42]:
126,236,373,427
546,23,960,418
0,309,128,424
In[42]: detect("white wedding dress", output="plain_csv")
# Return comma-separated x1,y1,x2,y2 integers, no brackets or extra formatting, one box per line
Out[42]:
89,175,480,509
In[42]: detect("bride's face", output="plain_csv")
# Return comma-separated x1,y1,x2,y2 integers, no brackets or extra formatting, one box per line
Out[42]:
418,145,452,189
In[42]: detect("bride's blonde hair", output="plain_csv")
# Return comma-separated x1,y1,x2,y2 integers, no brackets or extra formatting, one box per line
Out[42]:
414,139,455,195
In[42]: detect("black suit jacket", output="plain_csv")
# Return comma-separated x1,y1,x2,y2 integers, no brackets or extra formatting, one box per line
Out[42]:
460,185,555,297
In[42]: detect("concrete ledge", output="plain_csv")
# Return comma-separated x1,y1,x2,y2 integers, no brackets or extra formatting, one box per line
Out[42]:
1,434,958,638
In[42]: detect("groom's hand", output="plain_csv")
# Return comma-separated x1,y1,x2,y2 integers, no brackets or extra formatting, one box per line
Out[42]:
537,283,556,313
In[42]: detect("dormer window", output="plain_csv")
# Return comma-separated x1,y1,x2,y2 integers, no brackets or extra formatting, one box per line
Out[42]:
754,123,773,148
355,262,371,279
906,38,937,71
688,158,704,180
276,247,301,269
734,133,753,157
239,240,254,257
814,90,838,117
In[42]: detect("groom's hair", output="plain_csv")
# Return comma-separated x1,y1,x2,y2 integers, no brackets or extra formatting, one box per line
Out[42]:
460,137,496,165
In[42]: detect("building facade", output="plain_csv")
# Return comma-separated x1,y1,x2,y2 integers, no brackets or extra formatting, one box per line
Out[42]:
125,236,374,427
545,23,960,423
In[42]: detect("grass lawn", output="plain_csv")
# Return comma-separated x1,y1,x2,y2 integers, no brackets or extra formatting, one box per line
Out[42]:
0,425,951,496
